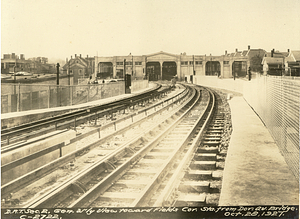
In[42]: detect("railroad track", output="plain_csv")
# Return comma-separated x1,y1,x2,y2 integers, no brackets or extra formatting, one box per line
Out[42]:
2,84,232,208
1,83,191,207
22,85,214,208
154,88,232,206
1,83,169,147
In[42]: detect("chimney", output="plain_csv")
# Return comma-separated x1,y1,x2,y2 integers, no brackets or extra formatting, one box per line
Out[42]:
248,45,250,50
71,56,72,59
75,54,77,57
271,49,274,57
87,55,88,58
80,54,81,58
287,49,290,53
235,48,238,52
66,58,68,63
225,50,227,55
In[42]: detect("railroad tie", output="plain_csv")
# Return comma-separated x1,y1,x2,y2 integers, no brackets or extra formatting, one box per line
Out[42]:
197,146,218,154
99,192,140,202
193,153,217,161
175,193,206,207
178,181,210,193
190,161,217,170
185,170,212,180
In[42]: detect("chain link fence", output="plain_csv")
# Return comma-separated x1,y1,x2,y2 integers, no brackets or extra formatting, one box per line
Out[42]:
1,82,132,113
244,75,300,179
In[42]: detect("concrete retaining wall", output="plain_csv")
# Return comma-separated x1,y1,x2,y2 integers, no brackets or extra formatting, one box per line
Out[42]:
194,75,244,94
131,80,149,92
1,130,76,185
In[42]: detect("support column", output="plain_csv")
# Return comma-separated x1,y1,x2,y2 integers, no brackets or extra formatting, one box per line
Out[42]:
203,61,206,76
230,61,233,78
113,58,117,78
220,61,224,78
143,56,147,80
160,61,163,80
177,61,181,80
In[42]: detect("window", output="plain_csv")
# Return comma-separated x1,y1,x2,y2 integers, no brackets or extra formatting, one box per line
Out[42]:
195,61,202,65
181,61,188,65
117,62,123,65
135,62,142,65
224,61,229,65
125,62,132,65
189,61,193,65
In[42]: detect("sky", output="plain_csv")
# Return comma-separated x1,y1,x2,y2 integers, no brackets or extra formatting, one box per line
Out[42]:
1,0,300,63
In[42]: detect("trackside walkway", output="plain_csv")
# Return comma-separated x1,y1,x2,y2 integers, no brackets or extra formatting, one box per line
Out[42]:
219,96,299,206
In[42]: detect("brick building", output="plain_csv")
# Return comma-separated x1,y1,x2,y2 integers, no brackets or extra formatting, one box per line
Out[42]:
1,53,56,74
62,54,95,85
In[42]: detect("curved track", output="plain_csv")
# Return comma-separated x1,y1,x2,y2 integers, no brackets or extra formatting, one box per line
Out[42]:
2,84,232,208
1,84,175,149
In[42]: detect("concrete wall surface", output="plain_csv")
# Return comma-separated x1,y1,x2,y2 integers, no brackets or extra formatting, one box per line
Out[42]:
195,75,300,179
1,130,76,185
131,80,149,92
194,75,244,93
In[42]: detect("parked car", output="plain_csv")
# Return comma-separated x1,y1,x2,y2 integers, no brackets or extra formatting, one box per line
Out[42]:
13,71,32,76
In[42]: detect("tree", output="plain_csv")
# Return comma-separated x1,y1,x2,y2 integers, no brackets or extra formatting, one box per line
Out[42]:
250,54,263,73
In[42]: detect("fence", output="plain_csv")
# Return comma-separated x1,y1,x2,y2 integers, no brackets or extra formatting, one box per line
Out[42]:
194,74,299,179
243,75,300,179
1,82,125,113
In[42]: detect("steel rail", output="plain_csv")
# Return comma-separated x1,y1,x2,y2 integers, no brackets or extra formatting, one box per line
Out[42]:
1,85,174,148
154,87,216,206
1,84,165,141
22,85,196,208
1,84,189,200
69,86,200,208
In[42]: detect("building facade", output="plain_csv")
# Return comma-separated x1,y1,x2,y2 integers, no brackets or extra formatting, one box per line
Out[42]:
1,53,56,75
262,49,300,76
62,54,95,85
94,50,252,81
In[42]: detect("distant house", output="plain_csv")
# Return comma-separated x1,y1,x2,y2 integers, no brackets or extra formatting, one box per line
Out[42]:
261,50,300,76
262,57,284,75
28,57,56,74
285,50,300,76
63,54,95,85
1,53,31,74
1,53,56,75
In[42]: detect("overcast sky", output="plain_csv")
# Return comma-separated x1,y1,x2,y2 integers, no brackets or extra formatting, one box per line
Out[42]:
1,0,300,62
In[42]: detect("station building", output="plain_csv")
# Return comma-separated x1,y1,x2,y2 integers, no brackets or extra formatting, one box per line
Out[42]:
94,46,265,82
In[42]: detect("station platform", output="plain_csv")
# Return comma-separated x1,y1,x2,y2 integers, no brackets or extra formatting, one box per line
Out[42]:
219,95,299,206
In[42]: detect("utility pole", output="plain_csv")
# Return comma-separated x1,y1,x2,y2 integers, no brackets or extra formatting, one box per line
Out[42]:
56,63,60,107
124,59,126,78
132,55,134,76
193,55,195,75
56,63,60,85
